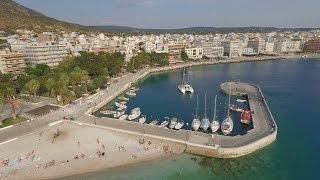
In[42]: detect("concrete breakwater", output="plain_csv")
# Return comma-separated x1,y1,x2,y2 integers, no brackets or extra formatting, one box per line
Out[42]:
81,81,277,158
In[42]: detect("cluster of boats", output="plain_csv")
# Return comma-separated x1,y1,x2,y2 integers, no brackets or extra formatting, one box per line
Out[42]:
229,99,251,125
147,117,185,130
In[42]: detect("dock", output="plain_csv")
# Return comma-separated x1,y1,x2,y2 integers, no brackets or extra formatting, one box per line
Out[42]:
80,82,277,158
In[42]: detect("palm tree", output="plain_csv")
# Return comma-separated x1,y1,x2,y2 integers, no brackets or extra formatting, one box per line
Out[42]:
46,78,56,98
80,69,89,93
24,79,40,101
3,87,20,119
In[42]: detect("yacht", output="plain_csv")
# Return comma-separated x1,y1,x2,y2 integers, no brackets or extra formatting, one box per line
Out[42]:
128,108,141,120
192,94,201,131
169,117,178,129
221,85,234,135
178,68,194,94
160,117,170,127
210,95,220,133
175,119,185,130
139,115,146,124
201,94,210,131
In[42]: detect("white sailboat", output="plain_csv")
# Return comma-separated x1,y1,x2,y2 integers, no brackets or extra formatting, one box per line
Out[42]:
221,85,234,135
201,94,210,131
210,95,220,133
178,67,194,93
192,94,201,131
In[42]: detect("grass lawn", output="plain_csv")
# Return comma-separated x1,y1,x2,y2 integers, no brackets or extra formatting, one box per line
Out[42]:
0,116,29,128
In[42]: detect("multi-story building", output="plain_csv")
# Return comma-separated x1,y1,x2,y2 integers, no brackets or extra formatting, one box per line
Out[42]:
185,46,203,59
274,41,287,53
164,43,187,61
0,52,27,75
24,43,68,67
202,41,224,58
247,37,266,54
222,40,243,58
303,38,320,52
265,42,275,53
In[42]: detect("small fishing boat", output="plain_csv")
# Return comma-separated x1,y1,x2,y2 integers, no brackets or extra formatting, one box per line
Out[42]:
118,96,129,101
100,110,116,115
126,91,136,97
128,108,141,121
192,95,201,131
113,111,125,118
230,104,244,113
130,87,139,92
149,119,158,125
240,110,251,125
236,99,247,103
160,117,169,127
115,101,127,109
169,117,178,129
119,114,128,120
139,115,146,124
210,95,220,133
174,119,184,130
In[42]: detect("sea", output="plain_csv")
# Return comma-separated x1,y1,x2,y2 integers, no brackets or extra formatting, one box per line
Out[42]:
61,58,320,180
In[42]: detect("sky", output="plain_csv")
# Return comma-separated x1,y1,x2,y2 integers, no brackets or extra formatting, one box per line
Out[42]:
14,0,320,29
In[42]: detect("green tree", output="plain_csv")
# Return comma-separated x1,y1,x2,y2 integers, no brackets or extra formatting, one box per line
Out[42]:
25,64,51,77
3,87,20,119
181,49,188,61
23,79,40,101
45,78,56,98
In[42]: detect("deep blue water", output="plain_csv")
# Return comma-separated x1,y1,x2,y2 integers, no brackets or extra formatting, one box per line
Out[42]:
64,58,320,180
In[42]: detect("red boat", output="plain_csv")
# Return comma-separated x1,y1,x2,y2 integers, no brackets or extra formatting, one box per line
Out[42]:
240,110,251,125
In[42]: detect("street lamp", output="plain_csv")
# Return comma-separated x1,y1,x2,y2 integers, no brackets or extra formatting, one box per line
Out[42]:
186,122,189,142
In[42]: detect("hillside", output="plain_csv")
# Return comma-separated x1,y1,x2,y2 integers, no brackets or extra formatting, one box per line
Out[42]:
0,0,89,33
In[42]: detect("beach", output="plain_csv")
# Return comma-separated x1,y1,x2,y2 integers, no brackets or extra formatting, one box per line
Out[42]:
0,121,184,180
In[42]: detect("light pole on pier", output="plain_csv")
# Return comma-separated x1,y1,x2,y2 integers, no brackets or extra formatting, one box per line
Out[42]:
186,123,189,142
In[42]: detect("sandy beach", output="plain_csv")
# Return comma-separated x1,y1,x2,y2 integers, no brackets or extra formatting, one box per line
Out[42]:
0,121,183,180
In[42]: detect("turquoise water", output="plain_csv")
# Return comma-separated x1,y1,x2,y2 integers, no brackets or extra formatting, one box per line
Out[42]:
62,59,320,180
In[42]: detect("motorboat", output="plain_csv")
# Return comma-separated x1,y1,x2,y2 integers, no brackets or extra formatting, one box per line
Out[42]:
174,120,184,130
230,104,244,113
192,94,201,131
138,115,146,124
178,67,194,94
130,87,139,92
201,94,210,131
210,95,220,133
149,119,158,125
128,107,141,120
100,110,116,115
240,110,251,125
119,114,128,121
118,96,129,101
221,85,234,135
113,111,125,118
160,117,170,127
115,101,127,109
169,117,178,129
236,99,247,103
126,91,136,97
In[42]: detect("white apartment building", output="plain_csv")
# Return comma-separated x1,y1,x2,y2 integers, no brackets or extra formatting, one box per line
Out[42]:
247,37,266,54
222,40,243,58
24,43,69,67
185,46,203,59
274,41,287,53
265,42,275,53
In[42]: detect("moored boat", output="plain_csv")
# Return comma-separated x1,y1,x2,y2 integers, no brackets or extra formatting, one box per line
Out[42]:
113,111,125,118
240,110,251,125
149,119,158,125
169,117,178,129
174,119,184,130
115,101,127,109
119,114,128,120
138,115,146,124
128,107,141,120
160,117,170,127
236,99,247,103
210,95,220,133
221,85,234,135
201,94,210,131
178,67,194,94
118,96,129,101
126,91,136,97
230,104,244,113
192,94,201,131
100,110,116,115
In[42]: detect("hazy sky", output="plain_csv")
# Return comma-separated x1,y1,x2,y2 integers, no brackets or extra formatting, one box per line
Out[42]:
14,0,320,28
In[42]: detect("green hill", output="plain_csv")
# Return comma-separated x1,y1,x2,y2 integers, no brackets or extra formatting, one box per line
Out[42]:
0,0,89,33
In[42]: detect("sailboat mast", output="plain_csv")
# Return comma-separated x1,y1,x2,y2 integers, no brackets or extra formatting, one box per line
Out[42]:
204,94,207,118
195,94,198,118
214,95,217,120
228,84,231,117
